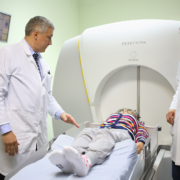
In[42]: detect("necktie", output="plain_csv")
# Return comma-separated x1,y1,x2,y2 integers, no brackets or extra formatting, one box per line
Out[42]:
33,53,41,76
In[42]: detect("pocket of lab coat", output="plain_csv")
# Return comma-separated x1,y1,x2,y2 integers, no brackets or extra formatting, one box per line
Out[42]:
42,74,52,94
176,63,180,83
5,110,41,153
170,125,175,136
4,110,29,153
170,115,177,136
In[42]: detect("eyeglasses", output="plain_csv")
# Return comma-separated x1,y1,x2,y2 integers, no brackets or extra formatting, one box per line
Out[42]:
116,108,139,119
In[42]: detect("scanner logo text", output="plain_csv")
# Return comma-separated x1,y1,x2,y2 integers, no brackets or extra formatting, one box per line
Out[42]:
122,41,146,46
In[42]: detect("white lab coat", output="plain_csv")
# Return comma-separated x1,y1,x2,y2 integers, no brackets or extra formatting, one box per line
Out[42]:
0,39,62,175
170,62,180,165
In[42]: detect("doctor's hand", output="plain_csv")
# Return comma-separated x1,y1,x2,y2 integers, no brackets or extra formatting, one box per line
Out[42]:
166,109,176,125
1,131,19,156
60,112,80,128
136,142,144,154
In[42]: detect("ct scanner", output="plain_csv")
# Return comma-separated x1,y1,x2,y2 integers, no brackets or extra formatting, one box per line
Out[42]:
5,20,180,180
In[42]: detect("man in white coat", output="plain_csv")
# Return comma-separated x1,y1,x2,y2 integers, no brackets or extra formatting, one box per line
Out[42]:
0,16,79,180
166,64,180,180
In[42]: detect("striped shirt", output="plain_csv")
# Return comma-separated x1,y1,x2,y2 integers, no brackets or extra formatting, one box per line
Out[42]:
100,113,148,144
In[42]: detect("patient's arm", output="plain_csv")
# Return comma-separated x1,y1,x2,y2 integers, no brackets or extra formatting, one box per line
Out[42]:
136,142,144,154
135,121,148,144
135,121,148,154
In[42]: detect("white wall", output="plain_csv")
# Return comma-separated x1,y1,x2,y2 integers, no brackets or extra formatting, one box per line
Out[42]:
79,0,180,34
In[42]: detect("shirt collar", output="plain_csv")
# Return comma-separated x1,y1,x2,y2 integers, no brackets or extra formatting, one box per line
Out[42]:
24,38,40,56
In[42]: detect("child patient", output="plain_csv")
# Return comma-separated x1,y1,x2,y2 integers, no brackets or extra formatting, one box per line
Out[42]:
49,108,148,177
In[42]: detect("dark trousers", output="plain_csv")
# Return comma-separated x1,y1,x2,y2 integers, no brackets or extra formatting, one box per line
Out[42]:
0,173,5,180
172,161,180,180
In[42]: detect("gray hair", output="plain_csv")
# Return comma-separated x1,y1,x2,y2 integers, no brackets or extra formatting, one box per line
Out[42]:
25,16,54,36
115,108,140,120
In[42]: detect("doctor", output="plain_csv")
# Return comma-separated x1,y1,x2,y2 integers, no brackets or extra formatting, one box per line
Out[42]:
0,16,79,180
166,63,180,180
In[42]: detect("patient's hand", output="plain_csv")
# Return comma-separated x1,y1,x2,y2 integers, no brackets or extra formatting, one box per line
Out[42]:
136,142,144,154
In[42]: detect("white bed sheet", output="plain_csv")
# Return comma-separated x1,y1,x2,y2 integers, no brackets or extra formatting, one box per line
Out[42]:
10,134,138,180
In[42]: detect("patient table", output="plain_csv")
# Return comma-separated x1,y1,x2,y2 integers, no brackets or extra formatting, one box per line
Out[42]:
6,121,159,180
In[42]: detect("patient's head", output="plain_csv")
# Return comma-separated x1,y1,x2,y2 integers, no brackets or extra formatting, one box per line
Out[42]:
115,108,139,120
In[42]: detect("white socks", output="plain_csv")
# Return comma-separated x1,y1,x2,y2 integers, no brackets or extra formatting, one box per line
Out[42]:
63,146,91,177
49,150,75,174
49,147,92,177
